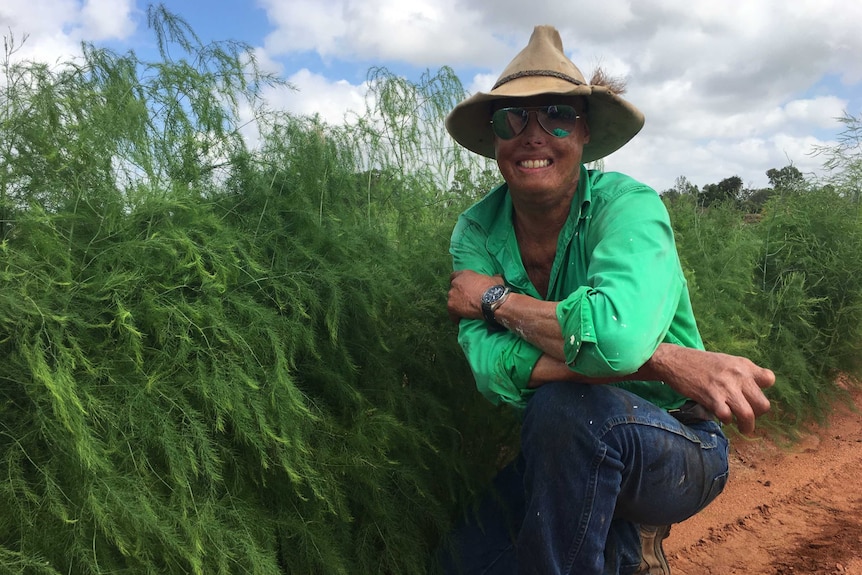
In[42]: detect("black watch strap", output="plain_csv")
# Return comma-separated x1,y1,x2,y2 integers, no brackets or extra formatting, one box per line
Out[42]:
481,284,511,328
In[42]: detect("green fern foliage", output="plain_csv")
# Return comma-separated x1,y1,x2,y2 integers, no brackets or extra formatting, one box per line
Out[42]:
664,171,862,427
0,8,512,574
4,5,862,574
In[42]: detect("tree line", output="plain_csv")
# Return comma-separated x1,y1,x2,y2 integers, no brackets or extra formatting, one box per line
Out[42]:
661,165,806,212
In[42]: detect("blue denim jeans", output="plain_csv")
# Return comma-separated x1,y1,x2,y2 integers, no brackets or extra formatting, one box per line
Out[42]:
439,382,729,575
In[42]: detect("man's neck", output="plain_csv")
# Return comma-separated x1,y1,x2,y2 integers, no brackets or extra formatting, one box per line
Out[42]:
513,204,571,299
511,195,572,244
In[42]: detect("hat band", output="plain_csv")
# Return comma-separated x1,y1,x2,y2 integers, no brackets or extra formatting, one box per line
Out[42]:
492,69,585,90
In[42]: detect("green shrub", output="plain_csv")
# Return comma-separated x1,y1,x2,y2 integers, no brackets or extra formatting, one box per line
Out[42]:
3,6,862,573
0,10,514,574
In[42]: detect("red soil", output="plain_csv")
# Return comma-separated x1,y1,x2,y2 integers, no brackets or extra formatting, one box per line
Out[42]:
666,380,862,575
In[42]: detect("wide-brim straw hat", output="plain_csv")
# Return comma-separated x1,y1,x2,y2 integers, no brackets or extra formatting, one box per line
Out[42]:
445,25,644,163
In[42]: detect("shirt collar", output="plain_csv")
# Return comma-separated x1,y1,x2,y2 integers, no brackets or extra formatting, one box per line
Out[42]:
463,165,594,258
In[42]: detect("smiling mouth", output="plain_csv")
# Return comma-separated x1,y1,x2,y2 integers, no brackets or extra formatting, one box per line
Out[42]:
518,159,552,169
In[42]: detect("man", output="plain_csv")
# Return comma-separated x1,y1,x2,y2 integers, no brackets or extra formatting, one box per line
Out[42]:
442,26,774,575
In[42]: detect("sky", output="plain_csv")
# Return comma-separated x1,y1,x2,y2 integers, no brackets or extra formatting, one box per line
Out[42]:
2,0,862,192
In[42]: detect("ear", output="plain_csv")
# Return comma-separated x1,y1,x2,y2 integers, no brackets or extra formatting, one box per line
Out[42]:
581,120,591,144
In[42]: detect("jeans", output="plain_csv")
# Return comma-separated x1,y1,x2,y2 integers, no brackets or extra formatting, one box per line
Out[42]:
439,382,729,575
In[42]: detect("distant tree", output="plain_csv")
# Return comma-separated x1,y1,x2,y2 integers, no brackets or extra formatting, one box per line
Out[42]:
699,175,743,207
766,165,805,191
662,189,680,202
662,176,697,206
662,175,698,201
739,187,773,213
738,164,807,214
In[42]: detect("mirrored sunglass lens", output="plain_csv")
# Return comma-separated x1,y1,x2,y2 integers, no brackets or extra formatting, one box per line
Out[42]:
538,105,577,138
491,106,578,139
545,105,577,121
491,108,527,139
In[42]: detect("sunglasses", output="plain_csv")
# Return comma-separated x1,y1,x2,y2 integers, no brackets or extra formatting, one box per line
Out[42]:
490,105,581,140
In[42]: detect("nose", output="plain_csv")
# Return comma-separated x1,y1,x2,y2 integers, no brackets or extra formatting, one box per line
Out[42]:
520,111,548,140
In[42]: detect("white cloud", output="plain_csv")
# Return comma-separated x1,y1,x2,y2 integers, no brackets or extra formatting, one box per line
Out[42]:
268,68,369,126
259,0,347,57
782,97,848,129
259,0,504,66
606,126,837,193
1,0,79,63
252,0,861,188
1,0,135,64
79,0,135,40
1,0,859,193
0,0,78,35
465,72,497,96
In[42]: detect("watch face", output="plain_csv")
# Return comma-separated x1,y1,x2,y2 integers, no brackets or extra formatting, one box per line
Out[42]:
482,285,507,304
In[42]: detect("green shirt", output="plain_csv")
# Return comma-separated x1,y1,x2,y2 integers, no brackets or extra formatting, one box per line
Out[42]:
450,167,702,410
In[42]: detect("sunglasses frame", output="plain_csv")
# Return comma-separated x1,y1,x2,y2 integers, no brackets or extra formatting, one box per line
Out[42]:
490,105,581,140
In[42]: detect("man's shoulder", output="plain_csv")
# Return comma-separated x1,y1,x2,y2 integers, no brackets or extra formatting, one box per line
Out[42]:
458,182,509,227
585,169,658,203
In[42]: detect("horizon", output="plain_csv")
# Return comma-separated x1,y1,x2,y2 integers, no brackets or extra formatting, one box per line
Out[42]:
3,0,861,192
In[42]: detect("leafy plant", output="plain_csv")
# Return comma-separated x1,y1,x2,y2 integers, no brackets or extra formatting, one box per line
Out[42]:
0,8,515,574
4,4,862,573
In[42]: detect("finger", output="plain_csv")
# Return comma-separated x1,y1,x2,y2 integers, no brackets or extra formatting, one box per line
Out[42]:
735,412,756,435
710,400,734,427
743,385,771,417
757,367,776,389
732,404,756,435
726,390,759,434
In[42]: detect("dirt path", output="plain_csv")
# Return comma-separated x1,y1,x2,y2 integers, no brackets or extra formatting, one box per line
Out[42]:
665,382,862,574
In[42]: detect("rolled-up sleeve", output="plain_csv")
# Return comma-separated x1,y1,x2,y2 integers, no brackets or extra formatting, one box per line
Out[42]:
450,214,541,407
556,186,685,377
456,319,542,406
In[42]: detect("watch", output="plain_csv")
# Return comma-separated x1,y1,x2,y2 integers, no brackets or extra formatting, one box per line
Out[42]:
481,284,511,329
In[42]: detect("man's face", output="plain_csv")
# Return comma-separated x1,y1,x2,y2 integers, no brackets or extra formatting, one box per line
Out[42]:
492,95,590,207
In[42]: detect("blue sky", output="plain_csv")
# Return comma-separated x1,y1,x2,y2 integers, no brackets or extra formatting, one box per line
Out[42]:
4,0,862,192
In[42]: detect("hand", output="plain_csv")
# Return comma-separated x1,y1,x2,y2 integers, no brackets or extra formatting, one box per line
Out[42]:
646,344,775,435
447,270,501,323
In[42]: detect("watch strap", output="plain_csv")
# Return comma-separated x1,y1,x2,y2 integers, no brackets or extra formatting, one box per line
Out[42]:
481,285,511,327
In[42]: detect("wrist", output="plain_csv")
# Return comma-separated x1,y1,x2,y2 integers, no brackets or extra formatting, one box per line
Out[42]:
481,284,511,330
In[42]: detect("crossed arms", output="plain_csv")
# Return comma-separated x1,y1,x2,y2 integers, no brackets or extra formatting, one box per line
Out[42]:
448,269,774,434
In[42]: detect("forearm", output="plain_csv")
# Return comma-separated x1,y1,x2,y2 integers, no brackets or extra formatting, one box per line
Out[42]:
602,342,776,434
490,293,672,388
449,272,698,403
495,292,682,387
527,342,689,388
527,354,627,388
493,293,566,361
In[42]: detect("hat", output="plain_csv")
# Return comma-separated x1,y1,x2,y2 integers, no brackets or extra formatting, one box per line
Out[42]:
445,25,644,163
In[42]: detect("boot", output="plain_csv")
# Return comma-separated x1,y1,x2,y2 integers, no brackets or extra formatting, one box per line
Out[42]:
636,524,671,575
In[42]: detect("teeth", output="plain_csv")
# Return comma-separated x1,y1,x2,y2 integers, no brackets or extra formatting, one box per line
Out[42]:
519,159,551,168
